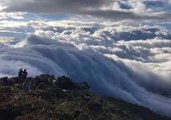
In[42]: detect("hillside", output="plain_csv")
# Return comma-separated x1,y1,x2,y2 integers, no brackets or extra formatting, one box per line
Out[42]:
0,74,170,120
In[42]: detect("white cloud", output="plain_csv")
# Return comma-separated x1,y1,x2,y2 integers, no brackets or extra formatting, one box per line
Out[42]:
0,21,171,117
0,12,25,20
1,0,171,21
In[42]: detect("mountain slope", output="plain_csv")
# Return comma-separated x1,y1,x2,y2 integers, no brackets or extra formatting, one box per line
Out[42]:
0,74,170,120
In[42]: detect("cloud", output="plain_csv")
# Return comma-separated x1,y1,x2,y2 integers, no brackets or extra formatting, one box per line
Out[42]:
2,0,171,21
0,22,171,117
0,12,25,20
4,0,106,13
81,9,171,20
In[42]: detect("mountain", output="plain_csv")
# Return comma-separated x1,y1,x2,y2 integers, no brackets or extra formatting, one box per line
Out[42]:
0,74,170,120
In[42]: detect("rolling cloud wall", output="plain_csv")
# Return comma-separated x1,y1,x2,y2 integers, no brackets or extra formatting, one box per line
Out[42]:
0,24,171,117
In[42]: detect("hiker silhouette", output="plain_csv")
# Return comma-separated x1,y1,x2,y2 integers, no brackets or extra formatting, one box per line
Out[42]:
18,69,23,78
18,68,28,82
23,69,28,79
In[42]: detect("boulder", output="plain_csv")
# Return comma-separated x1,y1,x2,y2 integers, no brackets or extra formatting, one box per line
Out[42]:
56,76,76,90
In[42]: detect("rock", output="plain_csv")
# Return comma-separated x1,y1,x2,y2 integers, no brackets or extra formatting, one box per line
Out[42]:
56,76,76,90
22,82,31,92
38,74,54,86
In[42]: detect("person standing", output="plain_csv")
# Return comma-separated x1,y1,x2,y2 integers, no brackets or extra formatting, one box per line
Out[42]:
22,69,31,92
18,69,23,78
23,69,28,79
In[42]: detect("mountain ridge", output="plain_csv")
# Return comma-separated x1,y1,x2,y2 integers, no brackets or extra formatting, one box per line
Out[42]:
0,74,170,120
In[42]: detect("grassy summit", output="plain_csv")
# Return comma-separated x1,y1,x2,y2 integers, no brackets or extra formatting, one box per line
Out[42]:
0,74,170,120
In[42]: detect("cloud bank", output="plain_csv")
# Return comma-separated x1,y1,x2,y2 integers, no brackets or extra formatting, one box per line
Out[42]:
2,0,171,20
0,22,171,117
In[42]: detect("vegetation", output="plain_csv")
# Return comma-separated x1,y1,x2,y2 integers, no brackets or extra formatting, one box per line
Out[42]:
0,74,170,120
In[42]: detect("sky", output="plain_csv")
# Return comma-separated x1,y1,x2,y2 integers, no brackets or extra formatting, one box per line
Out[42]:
1,0,171,21
1,0,171,118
